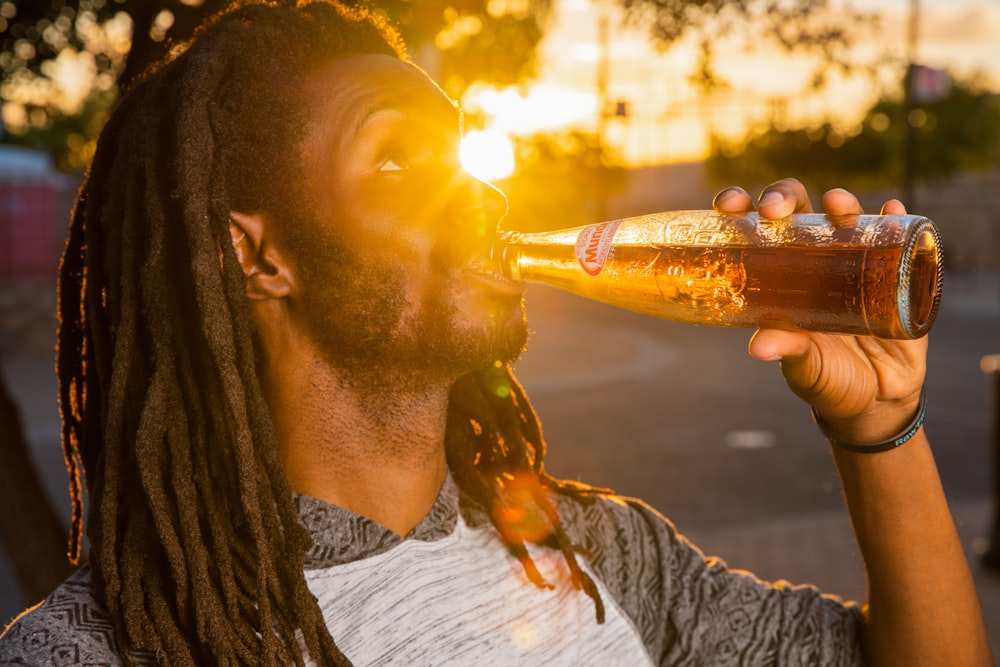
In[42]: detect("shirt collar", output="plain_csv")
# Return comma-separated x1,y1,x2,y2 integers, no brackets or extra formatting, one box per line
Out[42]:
296,472,462,569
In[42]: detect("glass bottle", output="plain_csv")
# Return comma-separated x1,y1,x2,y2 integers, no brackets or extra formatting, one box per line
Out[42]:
492,210,943,339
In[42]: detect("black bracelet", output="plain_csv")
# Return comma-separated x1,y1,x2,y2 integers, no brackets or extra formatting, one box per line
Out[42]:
811,388,927,454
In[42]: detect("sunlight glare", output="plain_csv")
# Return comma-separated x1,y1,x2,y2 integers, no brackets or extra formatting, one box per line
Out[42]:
460,129,515,182
463,83,596,135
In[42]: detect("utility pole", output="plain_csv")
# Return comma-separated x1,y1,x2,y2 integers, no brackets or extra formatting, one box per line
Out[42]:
901,0,919,209
595,10,610,221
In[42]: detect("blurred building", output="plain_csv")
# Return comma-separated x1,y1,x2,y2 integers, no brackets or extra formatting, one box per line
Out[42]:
0,146,77,283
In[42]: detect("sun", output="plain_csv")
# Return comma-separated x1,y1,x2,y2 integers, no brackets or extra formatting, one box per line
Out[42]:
460,129,515,182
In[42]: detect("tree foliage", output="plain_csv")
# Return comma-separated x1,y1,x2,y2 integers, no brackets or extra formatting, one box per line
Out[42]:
1,0,896,171
502,130,627,232
706,71,1000,192
0,0,551,169
619,0,881,93
362,0,551,97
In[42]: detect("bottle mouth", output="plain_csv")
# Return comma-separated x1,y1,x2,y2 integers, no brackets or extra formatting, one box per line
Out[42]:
899,219,943,338
490,231,520,281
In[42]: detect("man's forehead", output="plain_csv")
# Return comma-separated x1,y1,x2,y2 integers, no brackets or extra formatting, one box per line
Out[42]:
303,54,458,120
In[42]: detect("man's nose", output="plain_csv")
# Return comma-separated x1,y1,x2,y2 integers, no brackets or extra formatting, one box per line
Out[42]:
455,171,509,234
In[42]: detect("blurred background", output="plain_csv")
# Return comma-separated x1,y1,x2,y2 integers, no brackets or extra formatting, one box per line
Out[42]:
1,0,999,656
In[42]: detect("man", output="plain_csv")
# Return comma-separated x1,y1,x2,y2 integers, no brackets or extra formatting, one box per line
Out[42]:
0,1,990,665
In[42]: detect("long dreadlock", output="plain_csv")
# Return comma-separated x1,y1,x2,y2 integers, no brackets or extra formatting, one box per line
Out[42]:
58,1,609,664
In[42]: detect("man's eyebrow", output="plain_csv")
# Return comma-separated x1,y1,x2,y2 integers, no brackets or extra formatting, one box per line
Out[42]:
350,89,461,137
350,96,396,138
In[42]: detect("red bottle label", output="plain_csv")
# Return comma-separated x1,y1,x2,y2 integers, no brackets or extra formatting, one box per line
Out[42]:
575,220,622,276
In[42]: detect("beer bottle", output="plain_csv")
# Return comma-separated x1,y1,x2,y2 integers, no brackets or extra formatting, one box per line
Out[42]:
492,210,943,339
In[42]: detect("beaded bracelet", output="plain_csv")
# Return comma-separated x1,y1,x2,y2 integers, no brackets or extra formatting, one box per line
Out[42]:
810,388,927,454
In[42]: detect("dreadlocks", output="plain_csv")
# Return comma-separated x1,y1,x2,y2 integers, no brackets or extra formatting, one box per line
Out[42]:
57,1,607,664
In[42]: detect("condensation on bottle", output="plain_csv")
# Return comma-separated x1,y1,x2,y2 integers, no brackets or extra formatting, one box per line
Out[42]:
492,210,943,340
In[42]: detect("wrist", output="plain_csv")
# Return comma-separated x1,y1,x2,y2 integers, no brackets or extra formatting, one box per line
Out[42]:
812,388,926,454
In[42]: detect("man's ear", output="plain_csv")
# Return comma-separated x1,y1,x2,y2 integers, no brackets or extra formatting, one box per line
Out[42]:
228,210,295,300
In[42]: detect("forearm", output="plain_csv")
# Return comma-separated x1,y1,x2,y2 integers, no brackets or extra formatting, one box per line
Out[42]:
833,431,992,666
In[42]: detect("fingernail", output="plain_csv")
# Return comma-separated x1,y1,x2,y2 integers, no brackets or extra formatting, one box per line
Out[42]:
758,191,784,207
713,188,741,208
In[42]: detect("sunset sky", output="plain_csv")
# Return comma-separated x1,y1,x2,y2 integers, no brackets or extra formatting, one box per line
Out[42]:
462,0,1000,167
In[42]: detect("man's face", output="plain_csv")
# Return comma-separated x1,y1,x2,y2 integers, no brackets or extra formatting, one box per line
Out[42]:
286,54,527,381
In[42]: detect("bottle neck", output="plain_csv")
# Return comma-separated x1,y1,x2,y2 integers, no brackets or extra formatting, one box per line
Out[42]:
491,232,524,281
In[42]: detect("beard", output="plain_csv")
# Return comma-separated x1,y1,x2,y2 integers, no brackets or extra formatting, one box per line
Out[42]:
286,216,528,385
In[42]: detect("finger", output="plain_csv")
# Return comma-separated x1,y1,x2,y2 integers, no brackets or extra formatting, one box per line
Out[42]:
757,178,813,219
713,187,753,213
820,188,863,217
880,198,907,215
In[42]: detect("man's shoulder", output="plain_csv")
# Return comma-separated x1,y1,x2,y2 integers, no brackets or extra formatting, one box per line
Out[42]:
551,488,687,588
0,564,127,666
553,487,676,548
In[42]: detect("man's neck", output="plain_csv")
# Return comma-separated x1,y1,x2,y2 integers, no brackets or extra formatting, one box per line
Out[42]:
267,354,453,537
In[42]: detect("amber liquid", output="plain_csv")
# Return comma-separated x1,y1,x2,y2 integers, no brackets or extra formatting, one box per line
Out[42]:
507,239,941,339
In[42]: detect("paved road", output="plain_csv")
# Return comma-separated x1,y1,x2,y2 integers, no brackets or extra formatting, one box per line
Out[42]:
3,272,1000,658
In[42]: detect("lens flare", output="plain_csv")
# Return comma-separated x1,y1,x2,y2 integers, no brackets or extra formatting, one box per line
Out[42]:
460,129,515,182
490,472,554,545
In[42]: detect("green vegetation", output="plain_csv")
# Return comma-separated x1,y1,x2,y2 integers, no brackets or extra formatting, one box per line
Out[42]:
707,72,1000,191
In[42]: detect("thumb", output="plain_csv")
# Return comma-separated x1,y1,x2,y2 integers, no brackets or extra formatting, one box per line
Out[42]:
748,328,810,362
748,329,825,405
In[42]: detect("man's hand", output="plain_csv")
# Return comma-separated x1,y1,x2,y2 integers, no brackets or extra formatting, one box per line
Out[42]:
713,178,925,444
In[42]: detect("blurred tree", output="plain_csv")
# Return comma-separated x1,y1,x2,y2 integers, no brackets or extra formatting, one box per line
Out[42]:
706,71,1000,193
369,0,551,98
620,0,880,93
2,0,890,171
0,0,229,169
0,0,551,170
502,130,627,232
